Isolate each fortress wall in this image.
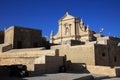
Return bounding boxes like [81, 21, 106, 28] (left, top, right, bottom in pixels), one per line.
[51, 45, 70, 56]
[94, 45, 109, 66]
[0, 55, 64, 73]
[34, 56, 64, 74]
[109, 46, 120, 66]
[45, 56, 64, 73]
[0, 57, 35, 71]
[51, 44, 95, 65]
[87, 65, 120, 77]
[94, 44, 120, 67]
[13, 26, 42, 48]
[0, 49, 56, 57]
[0, 49, 56, 71]
[0, 49, 65, 72]
[69, 45, 95, 65]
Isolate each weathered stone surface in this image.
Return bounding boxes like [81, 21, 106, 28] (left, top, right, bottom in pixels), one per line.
[1, 13, 120, 77]
[4, 26, 42, 49]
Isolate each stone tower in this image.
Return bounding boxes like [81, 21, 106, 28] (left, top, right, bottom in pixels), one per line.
[50, 12, 92, 44]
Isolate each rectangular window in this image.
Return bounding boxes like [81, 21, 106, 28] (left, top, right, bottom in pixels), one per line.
[114, 56, 117, 62]
[102, 52, 105, 57]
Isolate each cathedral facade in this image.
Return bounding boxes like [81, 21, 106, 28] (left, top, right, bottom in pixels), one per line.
[50, 12, 94, 45]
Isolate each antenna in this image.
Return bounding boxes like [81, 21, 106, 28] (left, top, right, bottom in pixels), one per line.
[108, 32, 110, 36]
[117, 42, 120, 46]
[99, 28, 104, 34]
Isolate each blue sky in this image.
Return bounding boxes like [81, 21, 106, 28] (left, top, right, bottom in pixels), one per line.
[0, 0, 120, 39]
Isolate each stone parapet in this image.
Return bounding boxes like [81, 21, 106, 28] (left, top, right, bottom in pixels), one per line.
[0, 43, 12, 53]
[87, 65, 120, 77]
[0, 49, 55, 57]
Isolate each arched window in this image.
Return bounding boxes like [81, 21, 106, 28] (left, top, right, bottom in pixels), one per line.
[64, 23, 71, 35]
[65, 27, 69, 35]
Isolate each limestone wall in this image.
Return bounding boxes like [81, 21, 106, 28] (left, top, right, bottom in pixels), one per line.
[34, 55, 65, 74]
[69, 45, 95, 65]
[4, 26, 43, 49]
[94, 44, 109, 66]
[1, 49, 55, 57]
[51, 44, 95, 65]
[0, 48, 65, 73]
[2, 44, 12, 52]
[0, 57, 35, 71]
[13, 26, 42, 48]
[46, 56, 64, 73]
[97, 36, 120, 45]
[94, 44, 120, 67]
[4, 26, 14, 46]
[109, 46, 120, 67]
[87, 65, 120, 77]
[0, 44, 12, 53]
[0, 49, 56, 71]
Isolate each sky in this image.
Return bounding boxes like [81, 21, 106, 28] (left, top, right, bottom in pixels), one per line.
[0, 0, 120, 39]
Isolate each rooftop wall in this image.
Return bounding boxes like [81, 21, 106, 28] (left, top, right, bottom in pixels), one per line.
[14, 26, 42, 48]
[4, 26, 42, 49]
[97, 36, 120, 45]
[94, 44, 120, 67]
